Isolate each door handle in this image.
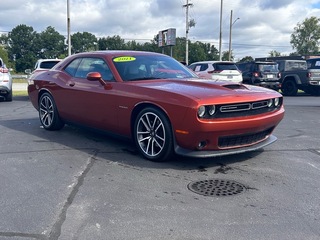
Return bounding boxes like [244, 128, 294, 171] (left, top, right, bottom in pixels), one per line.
[68, 81, 75, 87]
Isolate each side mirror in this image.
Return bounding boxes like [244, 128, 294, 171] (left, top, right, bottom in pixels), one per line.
[25, 69, 32, 74]
[87, 72, 106, 87]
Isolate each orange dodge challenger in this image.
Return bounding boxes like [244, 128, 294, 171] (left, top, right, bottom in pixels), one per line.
[28, 51, 285, 162]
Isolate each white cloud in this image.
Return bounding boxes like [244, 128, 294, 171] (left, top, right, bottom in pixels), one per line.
[1, 0, 320, 60]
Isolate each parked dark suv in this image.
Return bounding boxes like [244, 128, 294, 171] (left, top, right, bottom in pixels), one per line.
[236, 61, 281, 90]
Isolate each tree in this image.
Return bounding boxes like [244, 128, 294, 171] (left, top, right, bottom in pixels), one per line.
[98, 35, 126, 50]
[221, 51, 234, 61]
[238, 56, 254, 62]
[0, 46, 10, 67]
[290, 16, 320, 55]
[39, 26, 65, 59]
[6, 24, 39, 72]
[71, 32, 98, 53]
[269, 50, 281, 57]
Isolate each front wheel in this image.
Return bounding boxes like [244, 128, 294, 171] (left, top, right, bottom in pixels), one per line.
[134, 107, 174, 162]
[39, 92, 65, 130]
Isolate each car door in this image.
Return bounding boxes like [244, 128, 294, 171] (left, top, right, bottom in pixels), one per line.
[58, 57, 118, 132]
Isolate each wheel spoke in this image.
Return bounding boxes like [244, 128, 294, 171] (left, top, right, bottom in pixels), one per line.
[40, 96, 54, 127]
[136, 111, 167, 158]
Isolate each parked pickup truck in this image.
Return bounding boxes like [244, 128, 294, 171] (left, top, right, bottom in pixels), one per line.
[277, 59, 320, 96]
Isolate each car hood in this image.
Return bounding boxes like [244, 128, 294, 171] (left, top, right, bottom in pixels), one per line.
[132, 78, 280, 102]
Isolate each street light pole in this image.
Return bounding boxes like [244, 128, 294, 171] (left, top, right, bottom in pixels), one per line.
[228, 10, 239, 61]
[183, 0, 193, 65]
[67, 0, 71, 56]
[219, 0, 223, 61]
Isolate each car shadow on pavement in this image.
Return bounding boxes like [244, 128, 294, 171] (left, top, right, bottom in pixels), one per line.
[0, 96, 29, 102]
[0, 112, 266, 173]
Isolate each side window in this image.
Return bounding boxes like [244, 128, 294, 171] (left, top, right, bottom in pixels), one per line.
[87, 59, 114, 81]
[188, 64, 195, 71]
[200, 64, 208, 71]
[194, 64, 202, 72]
[65, 57, 114, 81]
[65, 58, 82, 76]
[75, 58, 96, 78]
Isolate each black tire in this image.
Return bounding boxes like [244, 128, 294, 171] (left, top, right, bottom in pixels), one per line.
[39, 92, 65, 130]
[5, 91, 12, 102]
[133, 107, 174, 162]
[281, 80, 298, 96]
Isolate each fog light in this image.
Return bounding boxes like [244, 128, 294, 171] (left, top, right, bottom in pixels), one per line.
[197, 141, 207, 149]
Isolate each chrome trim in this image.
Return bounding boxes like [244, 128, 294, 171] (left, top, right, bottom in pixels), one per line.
[220, 103, 251, 112]
[219, 100, 270, 113]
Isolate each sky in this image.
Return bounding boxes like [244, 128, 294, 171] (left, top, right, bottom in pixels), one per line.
[1, 0, 320, 61]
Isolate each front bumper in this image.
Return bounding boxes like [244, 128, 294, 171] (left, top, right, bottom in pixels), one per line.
[253, 79, 281, 90]
[0, 85, 11, 96]
[175, 134, 277, 158]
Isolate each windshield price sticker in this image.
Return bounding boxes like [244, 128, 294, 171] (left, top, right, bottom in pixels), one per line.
[113, 56, 136, 62]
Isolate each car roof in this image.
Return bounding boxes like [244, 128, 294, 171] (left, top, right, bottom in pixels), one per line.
[37, 59, 62, 63]
[238, 61, 277, 64]
[190, 61, 235, 65]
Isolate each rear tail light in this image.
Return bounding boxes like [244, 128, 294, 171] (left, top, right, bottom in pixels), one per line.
[0, 67, 9, 73]
[253, 72, 260, 77]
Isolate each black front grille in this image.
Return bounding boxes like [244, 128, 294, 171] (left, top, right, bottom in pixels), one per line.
[213, 98, 282, 118]
[218, 128, 274, 148]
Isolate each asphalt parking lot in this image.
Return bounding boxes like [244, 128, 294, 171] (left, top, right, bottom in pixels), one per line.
[0, 94, 320, 240]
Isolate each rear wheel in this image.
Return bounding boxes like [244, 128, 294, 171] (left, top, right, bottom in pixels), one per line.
[281, 80, 298, 96]
[134, 107, 174, 162]
[5, 91, 12, 102]
[39, 92, 64, 130]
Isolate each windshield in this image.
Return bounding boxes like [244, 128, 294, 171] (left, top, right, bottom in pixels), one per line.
[38, 61, 61, 69]
[307, 59, 320, 69]
[258, 64, 278, 72]
[113, 55, 197, 81]
[214, 63, 238, 71]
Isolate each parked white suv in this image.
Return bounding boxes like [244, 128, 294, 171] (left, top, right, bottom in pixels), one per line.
[188, 61, 242, 83]
[25, 59, 62, 75]
[0, 58, 13, 102]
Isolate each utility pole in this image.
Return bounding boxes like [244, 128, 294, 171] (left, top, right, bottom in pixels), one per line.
[183, 0, 193, 65]
[67, 0, 71, 56]
[219, 0, 223, 61]
[228, 10, 233, 61]
[228, 10, 240, 61]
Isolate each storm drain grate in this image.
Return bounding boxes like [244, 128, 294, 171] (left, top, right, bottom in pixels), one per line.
[187, 179, 246, 197]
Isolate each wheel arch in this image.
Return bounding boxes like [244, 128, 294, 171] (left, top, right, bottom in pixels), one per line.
[130, 102, 174, 139]
[282, 75, 301, 85]
[37, 89, 54, 109]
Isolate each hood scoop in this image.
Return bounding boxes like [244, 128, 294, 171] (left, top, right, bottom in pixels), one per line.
[222, 83, 248, 90]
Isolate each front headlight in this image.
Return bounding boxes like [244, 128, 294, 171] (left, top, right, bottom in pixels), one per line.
[198, 105, 216, 118]
[267, 99, 273, 107]
[197, 106, 206, 118]
[208, 105, 216, 116]
[274, 97, 280, 107]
